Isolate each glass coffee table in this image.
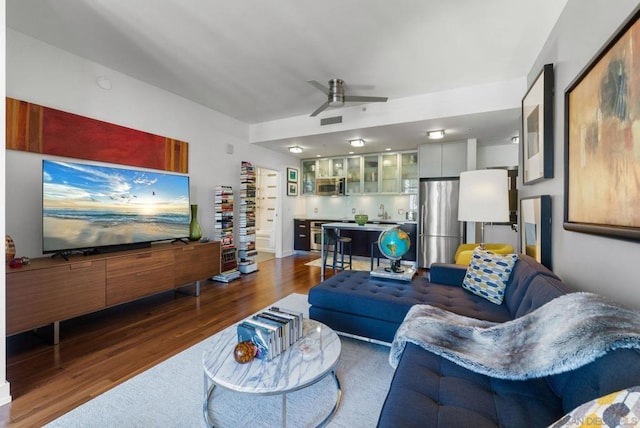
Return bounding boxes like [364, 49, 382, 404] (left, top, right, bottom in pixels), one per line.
[202, 318, 342, 427]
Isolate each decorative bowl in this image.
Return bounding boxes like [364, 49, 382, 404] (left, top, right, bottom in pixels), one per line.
[354, 214, 368, 226]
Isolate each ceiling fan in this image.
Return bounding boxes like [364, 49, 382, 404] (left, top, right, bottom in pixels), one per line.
[308, 78, 388, 117]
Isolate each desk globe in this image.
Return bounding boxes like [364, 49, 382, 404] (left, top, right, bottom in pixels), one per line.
[378, 226, 411, 273]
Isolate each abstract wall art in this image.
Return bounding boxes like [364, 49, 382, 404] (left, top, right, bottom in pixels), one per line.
[564, 9, 640, 241]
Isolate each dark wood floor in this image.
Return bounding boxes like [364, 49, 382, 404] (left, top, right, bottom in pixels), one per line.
[0, 253, 332, 427]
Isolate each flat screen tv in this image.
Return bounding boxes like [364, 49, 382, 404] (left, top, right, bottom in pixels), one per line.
[42, 160, 190, 256]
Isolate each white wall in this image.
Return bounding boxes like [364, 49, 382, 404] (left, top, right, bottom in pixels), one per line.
[0, 5, 10, 407]
[520, 0, 640, 308]
[302, 194, 415, 222]
[5, 30, 300, 260]
[2, 30, 302, 404]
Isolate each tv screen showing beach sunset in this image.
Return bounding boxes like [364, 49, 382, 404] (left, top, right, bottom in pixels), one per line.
[42, 160, 190, 253]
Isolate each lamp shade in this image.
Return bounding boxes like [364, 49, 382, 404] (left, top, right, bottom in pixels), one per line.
[458, 169, 509, 223]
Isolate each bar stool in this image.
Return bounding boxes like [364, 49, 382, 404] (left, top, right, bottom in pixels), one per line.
[323, 228, 352, 272]
[370, 240, 382, 271]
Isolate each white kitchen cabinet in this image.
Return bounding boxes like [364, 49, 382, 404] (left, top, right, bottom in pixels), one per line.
[418, 141, 466, 177]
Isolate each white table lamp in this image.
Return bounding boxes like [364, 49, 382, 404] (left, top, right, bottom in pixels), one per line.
[458, 169, 509, 249]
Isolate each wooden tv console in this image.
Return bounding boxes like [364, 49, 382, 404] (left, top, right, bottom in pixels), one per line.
[5, 240, 221, 344]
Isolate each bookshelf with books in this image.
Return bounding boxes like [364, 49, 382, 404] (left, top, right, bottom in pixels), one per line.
[212, 185, 240, 283]
[238, 161, 258, 274]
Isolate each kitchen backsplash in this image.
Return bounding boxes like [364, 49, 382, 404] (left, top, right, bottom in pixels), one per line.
[300, 194, 418, 221]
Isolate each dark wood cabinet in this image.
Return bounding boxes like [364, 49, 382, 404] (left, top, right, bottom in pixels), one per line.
[294, 219, 310, 251]
[339, 229, 378, 258]
[337, 222, 417, 261]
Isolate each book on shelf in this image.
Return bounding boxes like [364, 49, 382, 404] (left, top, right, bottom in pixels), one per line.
[238, 263, 258, 274]
[238, 249, 258, 257]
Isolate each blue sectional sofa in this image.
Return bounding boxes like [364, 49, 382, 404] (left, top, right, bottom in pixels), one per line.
[308, 254, 640, 427]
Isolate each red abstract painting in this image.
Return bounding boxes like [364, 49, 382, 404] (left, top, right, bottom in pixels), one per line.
[6, 97, 188, 173]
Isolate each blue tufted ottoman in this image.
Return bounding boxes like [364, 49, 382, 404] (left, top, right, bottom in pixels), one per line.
[308, 269, 513, 343]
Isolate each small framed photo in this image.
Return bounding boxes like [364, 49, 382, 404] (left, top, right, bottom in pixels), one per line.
[522, 63, 554, 184]
[287, 182, 298, 196]
[287, 167, 299, 183]
[520, 195, 552, 269]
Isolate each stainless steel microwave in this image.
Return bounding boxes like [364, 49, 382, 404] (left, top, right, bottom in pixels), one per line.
[316, 177, 346, 196]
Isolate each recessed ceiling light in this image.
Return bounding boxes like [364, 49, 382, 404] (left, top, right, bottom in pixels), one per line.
[385, 148, 392, 151]
[316, 154, 321, 157]
[288, 146, 303, 153]
[348, 151, 354, 154]
[427, 130, 445, 139]
[349, 139, 365, 147]
[511, 136, 520, 144]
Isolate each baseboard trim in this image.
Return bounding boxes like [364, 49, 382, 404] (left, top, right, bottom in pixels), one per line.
[0, 381, 12, 406]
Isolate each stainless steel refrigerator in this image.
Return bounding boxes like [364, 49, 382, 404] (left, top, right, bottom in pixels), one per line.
[418, 177, 464, 268]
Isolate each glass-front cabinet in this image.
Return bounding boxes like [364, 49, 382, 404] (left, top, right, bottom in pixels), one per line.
[363, 154, 379, 193]
[316, 158, 331, 178]
[381, 153, 399, 193]
[302, 160, 316, 195]
[301, 150, 417, 195]
[346, 156, 362, 194]
[315, 157, 346, 178]
[400, 152, 419, 193]
[331, 157, 346, 177]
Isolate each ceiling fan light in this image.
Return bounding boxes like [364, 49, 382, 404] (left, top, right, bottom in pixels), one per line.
[428, 130, 445, 139]
[349, 139, 365, 147]
[329, 92, 344, 107]
[289, 146, 303, 153]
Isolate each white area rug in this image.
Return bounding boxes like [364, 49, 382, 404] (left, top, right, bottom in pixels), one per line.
[45, 293, 394, 427]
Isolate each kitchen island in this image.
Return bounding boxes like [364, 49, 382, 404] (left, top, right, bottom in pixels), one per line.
[320, 222, 416, 279]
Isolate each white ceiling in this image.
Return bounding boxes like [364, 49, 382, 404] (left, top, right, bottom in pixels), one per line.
[6, 0, 568, 158]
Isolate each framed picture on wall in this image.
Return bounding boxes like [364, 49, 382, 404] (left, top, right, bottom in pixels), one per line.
[522, 63, 554, 185]
[287, 167, 299, 183]
[564, 8, 640, 241]
[287, 182, 298, 196]
[520, 195, 552, 269]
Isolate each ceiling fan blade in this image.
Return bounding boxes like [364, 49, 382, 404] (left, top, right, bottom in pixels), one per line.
[308, 80, 330, 95]
[344, 95, 388, 103]
[310, 101, 330, 117]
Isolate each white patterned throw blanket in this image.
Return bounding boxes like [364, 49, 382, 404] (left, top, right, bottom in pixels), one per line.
[389, 292, 640, 380]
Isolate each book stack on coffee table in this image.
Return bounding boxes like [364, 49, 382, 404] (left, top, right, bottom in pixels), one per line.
[236, 307, 304, 361]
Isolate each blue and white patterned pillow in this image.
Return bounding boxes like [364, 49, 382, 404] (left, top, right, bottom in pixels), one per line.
[550, 386, 640, 428]
[462, 248, 517, 304]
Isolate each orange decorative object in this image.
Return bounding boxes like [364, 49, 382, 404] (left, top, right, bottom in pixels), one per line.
[6, 97, 189, 173]
[233, 341, 257, 364]
[5, 235, 16, 262]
